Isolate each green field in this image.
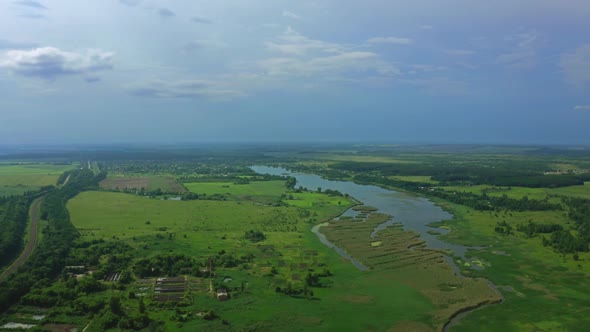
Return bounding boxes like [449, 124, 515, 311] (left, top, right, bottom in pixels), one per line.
[64, 185, 452, 331]
[100, 174, 186, 193]
[430, 201, 590, 331]
[0, 163, 76, 196]
[185, 180, 286, 203]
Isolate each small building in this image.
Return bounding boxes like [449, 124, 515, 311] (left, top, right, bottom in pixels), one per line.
[216, 289, 228, 301]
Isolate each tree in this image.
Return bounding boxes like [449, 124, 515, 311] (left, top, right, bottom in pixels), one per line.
[139, 298, 146, 314]
[110, 296, 123, 315]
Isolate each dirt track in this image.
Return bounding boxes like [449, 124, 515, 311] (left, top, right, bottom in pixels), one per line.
[0, 197, 43, 282]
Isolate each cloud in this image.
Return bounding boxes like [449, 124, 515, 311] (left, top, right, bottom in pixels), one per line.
[0, 39, 37, 50]
[410, 64, 447, 72]
[84, 76, 101, 83]
[497, 30, 539, 69]
[119, 0, 141, 6]
[367, 36, 413, 45]
[259, 52, 397, 77]
[127, 79, 246, 101]
[574, 105, 590, 110]
[560, 45, 590, 87]
[0, 47, 114, 80]
[183, 40, 228, 53]
[260, 28, 398, 78]
[282, 11, 301, 20]
[266, 27, 343, 55]
[191, 16, 212, 24]
[158, 8, 175, 18]
[496, 51, 536, 68]
[13, 0, 46, 9]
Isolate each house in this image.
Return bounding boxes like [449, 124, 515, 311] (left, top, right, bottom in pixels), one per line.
[216, 288, 228, 301]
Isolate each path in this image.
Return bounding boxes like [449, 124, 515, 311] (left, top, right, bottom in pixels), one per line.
[0, 197, 43, 282]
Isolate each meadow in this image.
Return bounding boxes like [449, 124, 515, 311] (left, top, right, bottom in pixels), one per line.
[429, 201, 590, 331]
[0, 163, 76, 196]
[64, 179, 462, 331]
[100, 174, 186, 193]
[184, 180, 286, 204]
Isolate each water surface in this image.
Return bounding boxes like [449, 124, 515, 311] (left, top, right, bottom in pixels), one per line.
[251, 166, 470, 257]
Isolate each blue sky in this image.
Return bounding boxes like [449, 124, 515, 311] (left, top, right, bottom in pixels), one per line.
[0, 0, 589, 145]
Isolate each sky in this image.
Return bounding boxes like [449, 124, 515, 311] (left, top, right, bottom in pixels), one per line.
[0, 0, 589, 145]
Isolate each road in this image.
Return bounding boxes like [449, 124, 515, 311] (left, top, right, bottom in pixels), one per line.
[0, 197, 43, 282]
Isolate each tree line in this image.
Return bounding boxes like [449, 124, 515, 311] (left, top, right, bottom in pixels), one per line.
[0, 169, 105, 313]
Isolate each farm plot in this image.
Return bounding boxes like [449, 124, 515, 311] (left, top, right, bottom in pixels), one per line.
[100, 174, 186, 193]
[154, 277, 188, 302]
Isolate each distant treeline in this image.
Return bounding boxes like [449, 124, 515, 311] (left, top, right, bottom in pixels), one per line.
[0, 169, 105, 313]
[332, 161, 586, 188]
[351, 174, 560, 212]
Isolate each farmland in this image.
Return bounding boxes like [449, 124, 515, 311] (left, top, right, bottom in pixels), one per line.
[100, 174, 186, 193]
[64, 181, 450, 331]
[0, 163, 76, 197]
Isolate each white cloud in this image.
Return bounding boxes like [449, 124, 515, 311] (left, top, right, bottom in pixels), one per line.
[127, 79, 246, 101]
[574, 105, 590, 110]
[282, 11, 301, 20]
[367, 36, 413, 45]
[0, 47, 114, 80]
[560, 45, 590, 87]
[260, 28, 398, 78]
[259, 52, 397, 77]
[266, 27, 343, 55]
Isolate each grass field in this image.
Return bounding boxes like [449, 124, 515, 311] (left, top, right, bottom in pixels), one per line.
[430, 201, 590, 331]
[0, 163, 76, 197]
[100, 174, 186, 193]
[65, 182, 470, 331]
[185, 181, 286, 204]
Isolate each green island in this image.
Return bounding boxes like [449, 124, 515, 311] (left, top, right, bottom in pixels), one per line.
[0, 145, 589, 331]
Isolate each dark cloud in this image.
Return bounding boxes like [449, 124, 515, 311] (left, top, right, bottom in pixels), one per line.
[13, 1, 46, 9]
[191, 16, 213, 24]
[0, 47, 114, 80]
[84, 76, 101, 83]
[158, 8, 175, 18]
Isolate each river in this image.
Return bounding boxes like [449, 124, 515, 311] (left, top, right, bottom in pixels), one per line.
[251, 165, 472, 257]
